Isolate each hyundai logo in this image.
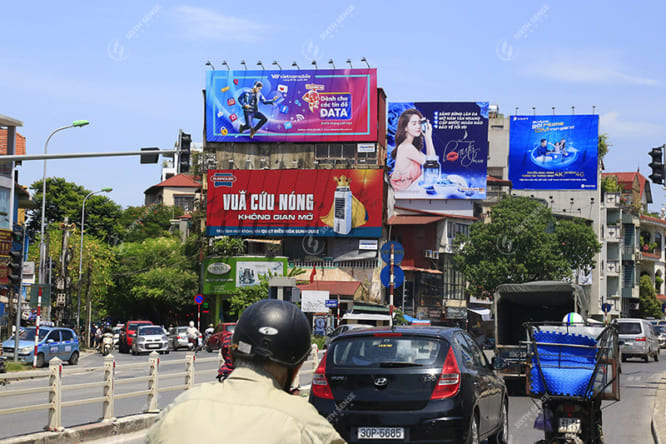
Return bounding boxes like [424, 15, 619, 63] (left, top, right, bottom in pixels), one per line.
[373, 377, 388, 388]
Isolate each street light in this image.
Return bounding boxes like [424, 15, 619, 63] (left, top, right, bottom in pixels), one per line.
[36, 120, 88, 367]
[77, 187, 112, 334]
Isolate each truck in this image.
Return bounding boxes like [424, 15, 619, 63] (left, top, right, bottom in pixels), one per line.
[493, 280, 589, 390]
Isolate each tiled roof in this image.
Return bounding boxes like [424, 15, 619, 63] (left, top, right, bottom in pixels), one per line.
[153, 174, 201, 188]
[0, 129, 26, 155]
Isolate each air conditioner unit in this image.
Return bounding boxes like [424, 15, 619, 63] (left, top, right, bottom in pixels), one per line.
[630, 302, 640, 310]
[432, 251, 440, 259]
[424, 249, 432, 258]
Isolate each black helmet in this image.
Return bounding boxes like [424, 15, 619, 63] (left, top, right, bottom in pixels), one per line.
[232, 299, 311, 368]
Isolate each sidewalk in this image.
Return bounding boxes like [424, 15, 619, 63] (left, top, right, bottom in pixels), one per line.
[653, 370, 666, 444]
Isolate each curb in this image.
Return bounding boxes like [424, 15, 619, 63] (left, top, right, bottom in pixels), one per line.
[1, 413, 159, 444]
[652, 370, 666, 444]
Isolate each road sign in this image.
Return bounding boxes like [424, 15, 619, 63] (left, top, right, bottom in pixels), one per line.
[380, 264, 404, 288]
[602, 303, 612, 314]
[380, 241, 404, 264]
[325, 299, 338, 308]
[194, 294, 204, 305]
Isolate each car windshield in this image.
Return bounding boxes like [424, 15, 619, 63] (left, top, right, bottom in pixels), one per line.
[225, 325, 236, 333]
[139, 327, 164, 336]
[618, 322, 642, 335]
[331, 335, 446, 368]
[10, 328, 49, 342]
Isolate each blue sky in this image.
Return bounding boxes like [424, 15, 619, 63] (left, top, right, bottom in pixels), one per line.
[1, 1, 664, 210]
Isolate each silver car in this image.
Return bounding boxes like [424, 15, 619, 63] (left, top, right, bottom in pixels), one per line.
[131, 325, 169, 355]
[618, 318, 660, 362]
[168, 326, 192, 350]
[324, 323, 373, 348]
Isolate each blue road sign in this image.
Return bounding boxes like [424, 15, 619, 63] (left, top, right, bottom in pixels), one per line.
[325, 299, 338, 308]
[381, 264, 404, 288]
[194, 294, 204, 305]
[380, 241, 404, 264]
[602, 303, 612, 314]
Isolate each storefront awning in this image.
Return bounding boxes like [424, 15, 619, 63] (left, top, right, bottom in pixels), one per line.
[468, 307, 492, 321]
[388, 215, 445, 225]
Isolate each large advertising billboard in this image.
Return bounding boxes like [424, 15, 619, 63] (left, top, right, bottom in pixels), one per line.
[206, 169, 383, 237]
[387, 102, 489, 200]
[203, 256, 288, 294]
[508, 115, 599, 190]
[206, 69, 377, 143]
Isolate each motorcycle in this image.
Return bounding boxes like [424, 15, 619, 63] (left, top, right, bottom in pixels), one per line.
[0, 348, 6, 374]
[100, 332, 114, 356]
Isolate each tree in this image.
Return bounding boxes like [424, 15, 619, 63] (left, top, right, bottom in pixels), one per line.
[210, 236, 246, 256]
[555, 218, 602, 284]
[639, 275, 663, 319]
[598, 133, 611, 161]
[114, 204, 184, 244]
[600, 175, 622, 193]
[227, 278, 268, 317]
[454, 196, 598, 298]
[109, 237, 198, 322]
[27, 178, 122, 241]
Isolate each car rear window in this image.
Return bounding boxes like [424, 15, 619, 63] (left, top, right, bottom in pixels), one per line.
[330, 335, 447, 368]
[225, 325, 236, 333]
[140, 327, 164, 336]
[618, 322, 642, 335]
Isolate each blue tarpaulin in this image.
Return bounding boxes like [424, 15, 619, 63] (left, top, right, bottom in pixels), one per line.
[403, 314, 431, 325]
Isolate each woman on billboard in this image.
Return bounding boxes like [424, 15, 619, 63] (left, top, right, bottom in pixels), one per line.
[389, 108, 436, 191]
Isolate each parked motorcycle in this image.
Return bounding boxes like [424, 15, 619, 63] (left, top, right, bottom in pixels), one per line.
[100, 332, 114, 356]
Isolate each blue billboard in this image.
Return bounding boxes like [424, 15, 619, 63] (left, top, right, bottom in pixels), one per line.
[386, 102, 489, 200]
[508, 115, 599, 190]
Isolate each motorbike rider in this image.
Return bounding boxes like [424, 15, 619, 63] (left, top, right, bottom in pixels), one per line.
[216, 330, 234, 382]
[186, 321, 200, 351]
[100, 325, 114, 354]
[147, 299, 345, 444]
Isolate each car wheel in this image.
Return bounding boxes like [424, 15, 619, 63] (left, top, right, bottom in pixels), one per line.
[621, 355, 627, 362]
[68, 351, 79, 366]
[36, 353, 45, 368]
[655, 350, 660, 362]
[489, 401, 508, 444]
[643, 354, 649, 362]
[165, 350, 169, 355]
[465, 412, 480, 444]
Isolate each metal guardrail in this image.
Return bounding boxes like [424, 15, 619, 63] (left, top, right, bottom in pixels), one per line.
[0, 344, 320, 433]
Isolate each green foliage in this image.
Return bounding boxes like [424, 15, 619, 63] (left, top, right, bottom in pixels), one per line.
[656, 276, 664, 294]
[210, 236, 246, 256]
[598, 134, 611, 160]
[639, 275, 663, 318]
[227, 278, 268, 317]
[115, 204, 184, 244]
[109, 237, 198, 321]
[6, 361, 32, 372]
[392, 308, 408, 326]
[555, 219, 601, 284]
[600, 175, 622, 193]
[311, 335, 326, 349]
[454, 196, 598, 297]
[27, 178, 121, 241]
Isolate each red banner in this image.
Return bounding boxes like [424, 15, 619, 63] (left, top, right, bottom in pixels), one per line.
[206, 169, 384, 237]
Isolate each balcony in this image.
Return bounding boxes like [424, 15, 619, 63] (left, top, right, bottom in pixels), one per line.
[606, 260, 620, 276]
[606, 225, 622, 242]
[639, 250, 662, 261]
[622, 287, 638, 299]
[623, 212, 639, 224]
[604, 192, 620, 208]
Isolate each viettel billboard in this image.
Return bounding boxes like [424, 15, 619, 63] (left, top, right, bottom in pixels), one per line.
[206, 169, 383, 238]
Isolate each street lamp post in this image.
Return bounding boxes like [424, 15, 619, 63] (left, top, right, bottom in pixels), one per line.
[77, 188, 112, 333]
[35, 120, 89, 367]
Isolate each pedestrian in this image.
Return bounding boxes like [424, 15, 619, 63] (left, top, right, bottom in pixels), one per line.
[146, 299, 345, 444]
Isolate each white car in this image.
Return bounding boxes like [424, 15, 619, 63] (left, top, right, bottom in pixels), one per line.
[131, 325, 169, 355]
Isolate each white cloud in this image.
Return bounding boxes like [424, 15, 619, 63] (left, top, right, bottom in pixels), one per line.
[600, 111, 665, 137]
[171, 6, 269, 42]
[521, 50, 659, 86]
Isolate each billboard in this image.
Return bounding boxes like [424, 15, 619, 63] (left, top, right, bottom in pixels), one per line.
[508, 115, 599, 190]
[387, 102, 489, 199]
[206, 69, 377, 143]
[206, 169, 383, 238]
[202, 256, 288, 294]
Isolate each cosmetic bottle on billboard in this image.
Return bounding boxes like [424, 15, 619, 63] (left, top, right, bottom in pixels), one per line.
[333, 184, 353, 235]
[423, 156, 441, 188]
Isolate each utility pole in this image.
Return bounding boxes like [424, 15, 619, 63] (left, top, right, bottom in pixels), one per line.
[56, 218, 75, 324]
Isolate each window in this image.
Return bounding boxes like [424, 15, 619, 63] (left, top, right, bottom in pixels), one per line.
[47, 330, 60, 342]
[61, 330, 73, 341]
[173, 195, 195, 212]
[447, 221, 469, 239]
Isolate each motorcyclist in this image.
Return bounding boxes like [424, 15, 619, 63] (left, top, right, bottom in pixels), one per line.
[101, 325, 114, 355]
[186, 321, 200, 351]
[216, 331, 234, 382]
[147, 299, 345, 444]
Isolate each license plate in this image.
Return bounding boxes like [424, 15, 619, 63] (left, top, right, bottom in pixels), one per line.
[357, 427, 404, 440]
[147, 344, 160, 349]
[558, 417, 581, 433]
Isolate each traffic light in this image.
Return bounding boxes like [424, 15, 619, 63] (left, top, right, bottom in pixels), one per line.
[649, 146, 664, 184]
[8, 225, 24, 288]
[179, 131, 191, 174]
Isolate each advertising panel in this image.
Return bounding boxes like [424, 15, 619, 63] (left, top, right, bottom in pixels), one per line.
[206, 69, 377, 143]
[202, 256, 288, 294]
[387, 102, 489, 199]
[508, 115, 599, 190]
[206, 169, 383, 237]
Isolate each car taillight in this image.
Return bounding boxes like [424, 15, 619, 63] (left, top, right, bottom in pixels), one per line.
[311, 352, 333, 399]
[430, 347, 461, 400]
[635, 336, 647, 342]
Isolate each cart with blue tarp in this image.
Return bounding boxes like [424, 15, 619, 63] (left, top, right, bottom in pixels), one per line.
[525, 321, 620, 444]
